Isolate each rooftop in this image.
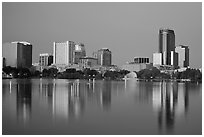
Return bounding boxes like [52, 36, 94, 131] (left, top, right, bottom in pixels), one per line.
[98, 48, 111, 52]
[80, 56, 97, 60]
[40, 53, 51, 56]
[134, 57, 149, 59]
[11, 41, 31, 45]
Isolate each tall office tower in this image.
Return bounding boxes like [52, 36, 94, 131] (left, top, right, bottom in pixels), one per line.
[2, 41, 32, 68]
[53, 41, 75, 65]
[159, 28, 176, 66]
[97, 48, 112, 66]
[39, 53, 53, 66]
[48, 55, 53, 66]
[73, 43, 86, 64]
[153, 53, 162, 66]
[2, 57, 6, 68]
[175, 45, 189, 68]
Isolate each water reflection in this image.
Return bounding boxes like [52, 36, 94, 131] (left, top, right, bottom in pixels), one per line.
[124, 80, 192, 133]
[16, 79, 32, 125]
[101, 81, 111, 111]
[152, 82, 189, 133]
[2, 79, 201, 134]
[38, 80, 87, 121]
[36, 80, 113, 120]
[68, 81, 85, 119]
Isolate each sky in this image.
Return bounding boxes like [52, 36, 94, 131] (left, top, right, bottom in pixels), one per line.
[2, 2, 202, 68]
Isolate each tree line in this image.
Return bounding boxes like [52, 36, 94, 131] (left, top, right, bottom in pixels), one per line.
[2, 66, 202, 82]
[2, 66, 130, 80]
[136, 67, 202, 82]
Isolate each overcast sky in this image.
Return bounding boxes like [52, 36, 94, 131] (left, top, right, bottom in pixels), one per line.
[2, 2, 202, 68]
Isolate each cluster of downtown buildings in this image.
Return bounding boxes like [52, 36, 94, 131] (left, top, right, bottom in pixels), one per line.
[2, 40, 112, 72]
[122, 28, 189, 72]
[2, 28, 190, 73]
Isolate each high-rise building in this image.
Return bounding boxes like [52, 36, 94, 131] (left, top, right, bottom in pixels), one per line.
[153, 53, 162, 66]
[73, 43, 86, 64]
[2, 41, 32, 68]
[2, 57, 6, 68]
[53, 41, 75, 65]
[39, 53, 53, 66]
[96, 48, 112, 66]
[48, 55, 53, 66]
[175, 45, 189, 68]
[159, 28, 176, 66]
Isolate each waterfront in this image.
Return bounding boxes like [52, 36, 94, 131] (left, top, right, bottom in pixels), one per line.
[2, 79, 202, 135]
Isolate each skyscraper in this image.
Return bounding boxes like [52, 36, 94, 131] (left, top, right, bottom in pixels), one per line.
[39, 53, 53, 66]
[153, 53, 162, 66]
[175, 45, 189, 68]
[53, 41, 75, 65]
[73, 43, 86, 64]
[159, 28, 176, 66]
[2, 41, 32, 68]
[96, 48, 112, 66]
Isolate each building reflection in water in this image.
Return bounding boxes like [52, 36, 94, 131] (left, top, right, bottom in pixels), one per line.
[16, 79, 32, 125]
[68, 80, 85, 119]
[38, 79, 55, 115]
[52, 80, 69, 121]
[152, 81, 189, 133]
[100, 81, 111, 111]
[137, 81, 153, 103]
[39, 80, 86, 121]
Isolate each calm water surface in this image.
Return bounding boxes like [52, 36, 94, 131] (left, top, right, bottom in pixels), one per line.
[2, 79, 202, 135]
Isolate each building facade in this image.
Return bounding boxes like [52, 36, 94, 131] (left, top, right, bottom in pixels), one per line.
[153, 53, 162, 66]
[134, 57, 149, 64]
[2, 41, 32, 68]
[96, 48, 112, 66]
[2, 57, 6, 68]
[80, 57, 98, 68]
[122, 63, 152, 72]
[53, 41, 75, 65]
[39, 53, 53, 66]
[73, 43, 86, 64]
[159, 28, 176, 66]
[175, 45, 189, 68]
[48, 55, 53, 66]
[122, 56, 151, 72]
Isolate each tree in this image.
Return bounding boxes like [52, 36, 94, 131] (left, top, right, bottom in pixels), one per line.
[151, 67, 160, 78]
[18, 67, 31, 78]
[137, 69, 152, 79]
[48, 68, 58, 77]
[3, 66, 13, 74]
[119, 70, 130, 75]
[3, 66, 18, 76]
[32, 70, 41, 77]
[42, 69, 49, 77]
[65, 68, 76, 73]
[104, 71, 120, 80]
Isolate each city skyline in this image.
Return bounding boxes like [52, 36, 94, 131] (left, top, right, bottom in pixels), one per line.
[2, 2, 202, 68]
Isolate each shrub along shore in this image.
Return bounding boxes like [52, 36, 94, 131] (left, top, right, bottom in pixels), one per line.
[2, 66, 202, 83]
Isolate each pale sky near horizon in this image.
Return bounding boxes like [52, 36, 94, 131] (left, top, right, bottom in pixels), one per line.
[2, 2, 202, 68]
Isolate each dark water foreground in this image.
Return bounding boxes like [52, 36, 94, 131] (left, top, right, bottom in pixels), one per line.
[2, 79, 202, 135]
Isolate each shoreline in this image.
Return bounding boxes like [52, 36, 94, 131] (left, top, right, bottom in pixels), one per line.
[2, 77, 202, 83]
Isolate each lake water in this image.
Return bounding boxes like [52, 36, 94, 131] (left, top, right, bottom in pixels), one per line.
[2, 79, 202, 135]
